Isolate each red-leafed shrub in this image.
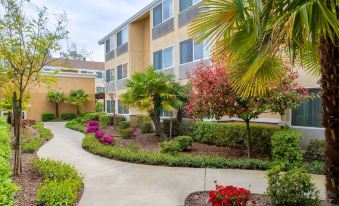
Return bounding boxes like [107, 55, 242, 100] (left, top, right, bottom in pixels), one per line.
[208, 181, 253, 206]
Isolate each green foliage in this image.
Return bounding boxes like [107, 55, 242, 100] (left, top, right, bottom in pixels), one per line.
[162, 119, 195, 137]
[99, 115, 112, 127]
[117, 121, 130, 130]
[61, 113, 76, 120]
[136, 114, 151, 127]
[305, 140, 325, 161]
[66, 89, 89, 115]
[125, 143, 140, 152]
[96, 102, 103, 112]
[42, 113, 56, 122]
[140, 122, 153, 134]
[303, 161, 325, 175]
[115, 115, 126, 124]
[118, 128, 134, 139]
[82, 134, 271, 170]
[65, 121, 86, 133]
[174, 136, 193, 151]
[22, 123, 53, 153]
[0, 118, 19, 206]
[33, 158, 83, 206]
[47, 91, 65, 104]
[160, 140, 181, 156]
[267, 166, 321, 206]
[271, 130, 303, 169]
[83, 112, 104, 122]
[193, 122, 280, 155]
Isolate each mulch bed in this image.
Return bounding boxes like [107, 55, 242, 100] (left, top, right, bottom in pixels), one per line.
[103, 126, 269, 160]
[12, 153, 42, 206]
[184, 191, 271, 206]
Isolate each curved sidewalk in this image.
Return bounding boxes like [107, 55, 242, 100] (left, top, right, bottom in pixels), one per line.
[37, 122, 326, 206]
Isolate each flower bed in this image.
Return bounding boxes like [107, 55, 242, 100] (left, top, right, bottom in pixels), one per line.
[22, 123, 54, 153]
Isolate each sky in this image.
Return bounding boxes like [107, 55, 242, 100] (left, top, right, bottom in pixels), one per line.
[25, 0, 154, 62]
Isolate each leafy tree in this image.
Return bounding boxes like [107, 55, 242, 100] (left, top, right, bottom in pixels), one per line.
[66, 89, 89, 117]
[0, 82, 31, 111]
[186, 60, 309, 157]
[47, 91, 65, 119]
[120, 66, 177, 138]
[191, 1, 339, 201]
[171, 82, 189, 123]
[96, 101, 103, 112]
[0, 0, 67, 175]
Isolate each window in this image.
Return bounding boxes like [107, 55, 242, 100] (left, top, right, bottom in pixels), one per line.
[180, 38, 209, 64]
[117, 63, 128, 80]
[106, 100, 113, 113]
[153, 0, 173, 27]
[118, 100, 129, 114]
[292, 88, 323, 128]
[179, 0, 202, 12]
[105, 39, 110, 53]
[160, 108, 172, 117]
[117, 27, 128, 47]
[80, 71, 88, 74]
[96, 87, 104, 93]
[96, 72, 103, 79]
[106, 69, 113, 82]
[153, 46, 174, 70]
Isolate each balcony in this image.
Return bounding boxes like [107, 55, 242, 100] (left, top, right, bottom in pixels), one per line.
[152, 17, 174, 40]
[116, 43, 128, 57]
[179, 58, 210, 80]
[105, 50, 115, 61]
[178, 2, 203, 28]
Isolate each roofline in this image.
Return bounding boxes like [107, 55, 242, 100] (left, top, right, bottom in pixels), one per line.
[98, 0, 160, 45]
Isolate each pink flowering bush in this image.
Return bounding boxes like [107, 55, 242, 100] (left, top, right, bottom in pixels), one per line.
[88, 120, 99, 127]
[86, 125, 99, 133]
[100, 135, 116, 145]
[94, 130, 105, 139]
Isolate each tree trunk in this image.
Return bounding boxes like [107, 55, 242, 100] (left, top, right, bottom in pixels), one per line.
[245, 120, 251, 158]
[320, 35, 339, 204]
[176, 108, 183, 123]
[149, 109, 166, 138]
[13, 92, 23, 176]
[76, 106, 80, 117]
[55, 103, 59, 119]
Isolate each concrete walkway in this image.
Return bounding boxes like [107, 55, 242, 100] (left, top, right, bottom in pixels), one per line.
[37, 122, 326, 206]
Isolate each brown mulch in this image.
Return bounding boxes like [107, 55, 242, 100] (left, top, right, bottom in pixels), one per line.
[13, 153, 42, 206]
[102, 126, 269, 160]
[184, 191, 271, 206]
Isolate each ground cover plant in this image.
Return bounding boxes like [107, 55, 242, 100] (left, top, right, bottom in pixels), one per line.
[22, 123, 53, 153]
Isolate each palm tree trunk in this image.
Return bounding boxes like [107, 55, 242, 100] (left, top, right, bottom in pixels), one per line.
[76, 106, 80, 117]
[149, 109, 166, 138]
[55, 103, 59, 119]
[320, 35, 339, 204]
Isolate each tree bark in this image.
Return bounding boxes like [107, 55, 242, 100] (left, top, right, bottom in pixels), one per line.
[13, 92, 23, 176]
[149, 109, 166, 138]
[245, 120, 252, 158]
[76, 106, 80, 117]
[55, 103, 59, 119]
[320, 34, 339, 204]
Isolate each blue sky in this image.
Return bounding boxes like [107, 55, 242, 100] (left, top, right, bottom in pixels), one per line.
[27, 0, 154, 62]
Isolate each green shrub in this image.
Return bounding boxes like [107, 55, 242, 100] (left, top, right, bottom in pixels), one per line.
[303, 161, 325, 175]
[174, 136, 193, 151]
[179, 120, 195, 136]
[33, 158, 83, 206]
[305, 139, 325, 161]
[160, 140, 181, 156]
[0, 118, 19, 206]
[82, 134, 271, 170]
[65, 120, 86, 133]
[118, 128, 134, 139]
[125, 143, 140, 152]
[99, 115, 113, 127]
[117, 121, 130, 130]
[41, 113, 56, 122]
[193, 122, 280, 154]
[271, 130, 303, 169]
[141, 122, 153, 134]
[136, 114, 151, 127]
[267, 166, 320, 206]
[115, 115, 127, 125]
[162, 119, 180, 137]
[83, 112, 104, 121]
[22, 138, 45, 153]
[61, 113, 77, 120]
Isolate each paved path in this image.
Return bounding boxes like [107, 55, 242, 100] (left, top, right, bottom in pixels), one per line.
[37, 122, 326, 206]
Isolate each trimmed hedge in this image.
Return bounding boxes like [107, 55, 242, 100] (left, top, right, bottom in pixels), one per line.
[41, 113, 56, 122]
[0, 118, 19, 206]
[193, 122, 281, 154]
[162, 119, 195, 137]
[61, 113, 77, 120]
[33, 158, 83, 206]
[82, 134, 271, 170]
[22, 123, 53, 153]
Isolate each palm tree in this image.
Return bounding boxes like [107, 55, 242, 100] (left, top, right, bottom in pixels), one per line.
[66, 89, 89, 117]
[190, 0, 339, 203]
[120, 66, 177, 138]
[47, 91, 65, 119]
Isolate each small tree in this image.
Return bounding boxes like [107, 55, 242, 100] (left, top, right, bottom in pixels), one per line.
[120, 66, 178, 138]
[66, 89, 89, 117]
[186, 60, 309, 157]
[0, 0, 67, 175]
[47, 91, 65, 119]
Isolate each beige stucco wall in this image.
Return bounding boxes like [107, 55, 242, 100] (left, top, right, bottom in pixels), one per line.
[27, 75, 96, 121]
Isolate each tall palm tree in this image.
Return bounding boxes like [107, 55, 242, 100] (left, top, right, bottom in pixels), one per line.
[120, 66, 177, 138]
[190, 0, 339, 203]
[47, 91, 65, 119]
[66, 89, 89, 117]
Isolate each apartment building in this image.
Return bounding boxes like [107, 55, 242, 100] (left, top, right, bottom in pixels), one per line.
[98, 0, 324, 143]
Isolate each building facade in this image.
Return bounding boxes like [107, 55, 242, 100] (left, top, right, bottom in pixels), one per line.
[98, 0, 323, 144]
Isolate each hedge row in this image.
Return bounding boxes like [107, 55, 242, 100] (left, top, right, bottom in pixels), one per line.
[22, 123, 53, 153]
[0, 118, 19, 206]
[82, 134, 271, 170]
[33, 158, 83, 206]
[193, 122, 281, 154]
